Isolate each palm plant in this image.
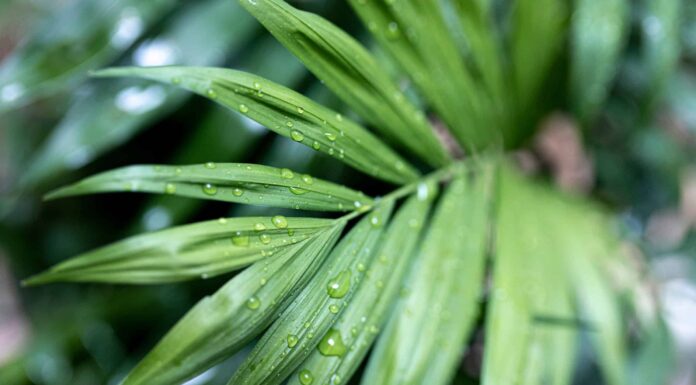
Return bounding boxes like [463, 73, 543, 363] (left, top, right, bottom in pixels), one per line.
[14, 0, 683, 384]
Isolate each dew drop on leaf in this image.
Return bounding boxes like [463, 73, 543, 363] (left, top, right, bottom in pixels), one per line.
[287, 334, 299, 348]
[301, 174, 313, 184]
[232, 232, 249, 247]
[206, 88, 217, 99]
[324, 132, 337, 141]
[289, 186, 308, 195]
[272, 215, 288, 229]
[232, 188, 244, 197]
[246, 296, 261, 310]
[202, 183, 217, 195]
[254, 223, 266, 231]
[281, 168, 295, 179]
[259, 234, 271, 244]
[327, 270, 351, 298]
[239, 104, 249, 113]
[290, 130, 305, 142]
[164, 183, 176, 194]
[318, 329, 347, 357]
[329, 304, 340, 314]
[298, 369, 314, 385]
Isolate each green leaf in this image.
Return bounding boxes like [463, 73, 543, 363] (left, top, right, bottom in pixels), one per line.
[21, 0, 260, 188]
[639, 0, 682, 109]
[570, 0, 629, 121]
[290, 187, 436, 385]
[24, 216, 335, 285]
[348, 0, 498, 150]
[93, 66, 420, 185]
[484, 165, 623, 385]
[45, 163, 373, 212]
[239, 0, 450, 168]
[0, 0, 176, 112]
[228, 202, 394, 385]
[119, 224, 344, 385]
[363, 163, 493, 385]
[510, 0, 567, 142]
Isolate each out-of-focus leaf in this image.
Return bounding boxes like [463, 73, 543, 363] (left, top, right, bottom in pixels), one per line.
[228, 202, 393, 385]
[239, 0, 450, 168]
[291, 187, 435, 385]
[363, 165, 492, 385]
[22, 0, 258, 188]
[639, 0, 681, 109]
[119, 224, 344, 385]
[509, 0, 567, 143]
[94, 66, 420, 185]
[46, 163, 373, 212]
[628, 318, 675, 385]
[570, 0, 629, 121]
[0, 0, 175, 112]
[484, 165, 624, 385]
[24, 216, 335, 285]
[348, 0, 497, 150]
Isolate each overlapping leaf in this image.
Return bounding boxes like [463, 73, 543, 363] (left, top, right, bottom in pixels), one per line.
[239, 0, 450, 168]
[22, 0, 259, 188]
[0, 0, 175, 112]
[363, 164, 492, 385]
[348, 0, 498, 150]
[228, 202, 394, 385]
[290, 186, 435, 385]
[93, 66, 420, 185]
[119, 224, 344, 385]
[46, 163, 373, 212]
[24, 216, 335, 285]
[484, 165, 625, 385]
[570, 0, 629, 121]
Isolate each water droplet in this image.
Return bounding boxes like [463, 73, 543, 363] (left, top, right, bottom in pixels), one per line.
[233, 188, 244, 197]
[175, 167, 182, 174]
[288, 228, 296, 236]
[328, 148, 335, 156]
[218, 218, 228, 224]
[246, 296, 261, 310]
[286, 121, 294, 128]
[297, 106, 304, 114]
[298, 369, 314, 385]
[272, 215, 288, 229]
[259, 234, 271, 244]
[289, 186, 308, 195]
[277, 333, 296, 351]
[205, 161, 216, 169]
[301, 174, 314, 184]
[232, 232, 249, 247]
[331, 374, 342, 384]
[335, 113, 343, 122]
[417, 183, 429, 200]
[281, 168, 295, 179]
[254, 223, 266, 231]
[327, 270, 351, 298]
[312, 141, 321, 150]
[239, 104, 249, 113]
[260, 278, 267, 286]
[324, 132, 337, 141]
[202, 183, 218, 195]
[165, 183, 176, 194]
[351, 327, 358, 336]
[386, 21, 400, 39]
[329, 304, 340, 314]
[369, 325, 379, 334]
[318, 329, 347, 357]
[370, 215, 381, 227]
[290, 130, 305, 142]
[253, 81, 261, 89]
[206, 88, 218, 99]
[357, 263, 366, 272]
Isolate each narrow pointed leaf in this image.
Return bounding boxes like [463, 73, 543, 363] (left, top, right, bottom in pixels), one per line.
[348, 0, 498, 150]
[570, 0, 629, 121]
[120, 224, 344, 385]
[0, 0, 175, 112]
[46, 163, 373, 212]
[21, 0, 259, 188]
[363, 164, 493, 385]
[290, 187, 436, 385]
[24, 216, 335, 285]
[93, 66, 420, 185]
[239, 0, 450, 167]
[228, 202, 394, 385]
